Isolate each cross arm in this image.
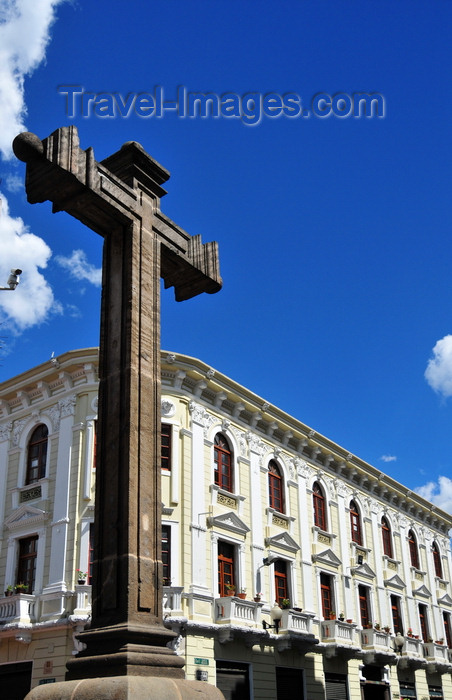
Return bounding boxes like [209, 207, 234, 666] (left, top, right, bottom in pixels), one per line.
[12, 127, 222, 301]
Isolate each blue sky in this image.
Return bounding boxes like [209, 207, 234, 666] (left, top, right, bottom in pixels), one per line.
[1, 0, 452, 512]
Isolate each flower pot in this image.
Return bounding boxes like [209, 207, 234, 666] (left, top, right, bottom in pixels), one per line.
[237, 593, 246, 599]
[78, 579, 87, 585]
[346, 619, 353, 624]
[254, 596, 261, 602]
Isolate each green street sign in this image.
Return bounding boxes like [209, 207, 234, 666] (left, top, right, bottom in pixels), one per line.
[194, 658, 209, 665]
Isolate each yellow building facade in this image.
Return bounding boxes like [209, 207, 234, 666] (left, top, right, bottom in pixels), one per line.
[0, 348, 452, 700]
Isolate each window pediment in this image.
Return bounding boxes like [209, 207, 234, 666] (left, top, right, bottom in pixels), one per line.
[265, 531, 300, 554]
[5, 504, 47, 531]
[437, 593, 452, 606]
[412, 584, 431, 599]
[352, 562, 376, 580]
[312, 548, 341, 568]
[209, 511, 250, 536]
[384, 574, 405, 590]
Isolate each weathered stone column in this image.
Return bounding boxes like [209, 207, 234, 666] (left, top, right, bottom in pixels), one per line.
[14, 127, 224, 699]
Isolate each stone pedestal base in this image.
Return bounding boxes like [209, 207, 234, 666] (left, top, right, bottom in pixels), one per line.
[25, 676, 225, 700]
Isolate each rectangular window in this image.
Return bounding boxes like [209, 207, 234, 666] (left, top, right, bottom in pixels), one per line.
[429, 686, 443, 699]
[358, 585, 370, 627]
[0, 662, 32, 700]
[399, 681, 417, 699]
[218, 541, 235, 597]
[419, 603, 429, 641]
[216, 661, 250, 700]
[320, 573, 333, 620]
[17, 536, 38, 592]
[274, 560, 288, 606]
[162, 525, 171, 586]
[276, 667, 304, 700]
[161, 423, 172, 471]
[325, 673, 349, 700]
[390, 595, 403, 635]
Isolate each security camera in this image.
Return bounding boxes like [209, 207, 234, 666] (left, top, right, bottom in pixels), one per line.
[7, 268, 22, 289]
[263, 554, 278, 566]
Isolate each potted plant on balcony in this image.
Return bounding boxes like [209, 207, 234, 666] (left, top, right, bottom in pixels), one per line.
[383, 625, 391, 634]
[329, 611, 336, 620]
[4, 585, 14, 597]
[76, 569, 87, 585]
[338, 612, 345, 621]
[15, 583, 28, 594]
[237, 588, 246, 600]
[281, 599, 290, 609]
[374, 622, 380, 630]
[254, 592, 262, 602]
[407, 628, 413, 637]
[225, 584, 236, 596]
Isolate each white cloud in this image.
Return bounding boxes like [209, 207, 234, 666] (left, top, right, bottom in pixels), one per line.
[380, 455, 397, 463]
[55, 250, 102, 287]
[415, 476, 452, 516]
[425, 335, 452, 398]
[4, 173, 23, 193]
[0, 0, 65, 159]
[0, 194, 62, 330]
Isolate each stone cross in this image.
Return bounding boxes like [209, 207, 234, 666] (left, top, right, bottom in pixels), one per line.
[13, 127, 224, 700]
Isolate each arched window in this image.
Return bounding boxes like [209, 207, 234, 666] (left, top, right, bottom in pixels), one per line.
[433, 542, 443, 579]
[268, 460, 284, 513]
[313, 481, 327, 531]
[408, 529, 420, 569]
[350, 500, 362, 545]
[381, 516, 393, 558]
[26, 424, 48, 484]
[214, 433, 233, 492]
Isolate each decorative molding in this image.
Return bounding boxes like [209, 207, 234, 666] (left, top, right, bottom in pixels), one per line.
[412, 584, 431, 598]
[0, 421, 12, 443]
[12, 418, 28, 447]
[60, 394, 76, 418]
[161, 398, 176, 417]
[351, 562, 376, 580]
[312, 548, 341, 568]
[4, 504, 47, 531]
[266, 531, 300, 554]
[48, 403, 61, 432]
[383, 574, 406, 590]
[208, 511, 250, 536]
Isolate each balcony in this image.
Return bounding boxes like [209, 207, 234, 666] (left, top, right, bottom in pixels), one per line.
[215, 596, 262, 627]
[0, 593, 36, 625]
[360, 627, 396, 664]
[321, 619, 355, 645]
[72, 584, 92, 616]
[279, 609, 314, 635]
[423, 641, 449, 662]
[163, 586, 184, 615]
[361, 627, 393, 652]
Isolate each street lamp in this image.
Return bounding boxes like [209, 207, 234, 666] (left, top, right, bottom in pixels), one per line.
[262, 603, 283, 634]
[0, 269, 22, 290]
[394, 632, 405, 654]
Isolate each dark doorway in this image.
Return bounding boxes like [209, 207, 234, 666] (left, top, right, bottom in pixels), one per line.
[0, 661, 32, 700]
[276, 667, 304, 700]
[362, 683, 390, 700]
[216, 660, 250, 700]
